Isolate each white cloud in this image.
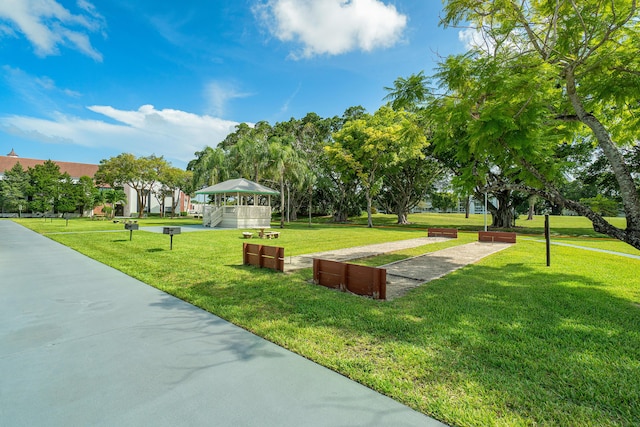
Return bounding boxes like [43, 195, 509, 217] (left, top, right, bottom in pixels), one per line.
[205, 81, 253, 117]
[254, 0, 407, 58]
[0, 105, 241, 164]
[0, 0, 105, 60]
[458, 27, 497, 54]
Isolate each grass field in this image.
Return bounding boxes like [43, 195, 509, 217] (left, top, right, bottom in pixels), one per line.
[13, 214, 640, 426]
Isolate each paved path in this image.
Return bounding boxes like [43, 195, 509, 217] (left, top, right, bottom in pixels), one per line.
[284, 237, 450, 271]
[381, 242, 512, 299]
[525, 238, 640, 260]
[286, 237, 513, 300]
[0, 221, 445, 427]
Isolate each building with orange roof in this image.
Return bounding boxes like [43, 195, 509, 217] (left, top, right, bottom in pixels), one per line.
[0, 149, 190, 217]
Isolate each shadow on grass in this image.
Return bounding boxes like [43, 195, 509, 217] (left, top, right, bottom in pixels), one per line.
[178, 260, 639, 425]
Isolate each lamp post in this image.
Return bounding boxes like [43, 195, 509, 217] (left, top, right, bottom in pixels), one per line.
[484, 191, 488, 232]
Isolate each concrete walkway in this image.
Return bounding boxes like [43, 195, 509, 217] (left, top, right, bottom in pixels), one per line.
[286, 237, 513, 300]
[525, 238, 640, 260]
[284, 237, 450, 271]
[381, 242, 512, 299]
[0, 221, 445, 427]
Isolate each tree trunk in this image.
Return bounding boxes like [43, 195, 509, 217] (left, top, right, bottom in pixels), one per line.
[308, 188, 312, 227]
[333, 211, 348, 222]
[280, 176, 285, 229]
[490, 190, 514, 228]
[527, 195, 535, 220]
[137, 191, 144, 218]
[397, 211, 409, 225]
[465, 196, 470, 219]
[366, 192, 373, 228]
[565, 68, 640, 235]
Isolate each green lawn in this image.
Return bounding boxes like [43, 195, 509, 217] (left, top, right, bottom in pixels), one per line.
[319, 212, 629, 239]
[14, 215, 640, 426]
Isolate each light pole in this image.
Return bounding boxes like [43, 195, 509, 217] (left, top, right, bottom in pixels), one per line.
[484, 191, 488, 232]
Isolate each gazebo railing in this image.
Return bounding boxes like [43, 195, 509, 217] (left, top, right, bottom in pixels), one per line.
[203, 205, 223, 227]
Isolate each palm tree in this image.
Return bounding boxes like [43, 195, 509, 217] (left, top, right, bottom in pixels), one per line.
[187, 147, 228, 189]
[104, 189, 127, 218]
[267, 137, 302, 228]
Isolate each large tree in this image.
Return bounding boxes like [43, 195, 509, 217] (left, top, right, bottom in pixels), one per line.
[440, 0, 640, 248]
[187, 146, 228, 190]
[158, 167, 192, 218]
[95, 153, 169, 218]
[54, 173, 80, 215]
[0, 162, 29, 215]
[376, 154, 443, 224]
[76, 176, 100, 217]
[228, 121, 272, 182]
[327, 106, 428, 228]
[28, 160, 62, 215]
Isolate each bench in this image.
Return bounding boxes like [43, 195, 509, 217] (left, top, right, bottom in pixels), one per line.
[263, 231, 280, 239]
[478, 231, 516, 243]
[313, 259, 386, 300]
[242, 232, 253, 239]
[92, 214, 106, 221]
[428, 228, 458, 238]
[243, 243, 284, 272]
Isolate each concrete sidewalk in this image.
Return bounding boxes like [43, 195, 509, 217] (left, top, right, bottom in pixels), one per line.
[382, 242, 512, 299]
[284, 237, 450, 271]
[285, 236, 512, 300]
[0, 221, 445, 427]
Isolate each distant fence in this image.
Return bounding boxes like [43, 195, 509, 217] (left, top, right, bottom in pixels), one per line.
[428, 228, 458, 238]
[478, 231, 517, 243]
[243, 243, 284, 272]
[313, 259, 386, 300]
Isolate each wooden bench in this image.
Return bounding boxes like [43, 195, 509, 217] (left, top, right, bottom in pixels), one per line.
[243, 243, 284, 272]
[428, 228, 458, 238]
[478, 231, 516, 243]
[313, 259, 386, 300]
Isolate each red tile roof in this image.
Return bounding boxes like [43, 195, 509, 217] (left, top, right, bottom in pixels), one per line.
[0, 156, 99, 178]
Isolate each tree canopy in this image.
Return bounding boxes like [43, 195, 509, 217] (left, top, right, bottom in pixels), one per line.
[327, 106, 428, 227]
[434, 0, 640, 248]
[95, 153, 169, 218]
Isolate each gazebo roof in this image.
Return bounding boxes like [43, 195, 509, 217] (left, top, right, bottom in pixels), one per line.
[195, 178, 279, 196]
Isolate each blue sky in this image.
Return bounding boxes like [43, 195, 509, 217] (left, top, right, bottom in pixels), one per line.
[0, 0, 468, 169]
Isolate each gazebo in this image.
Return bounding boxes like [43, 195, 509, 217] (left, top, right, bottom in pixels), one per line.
[195, 178, 279, 228]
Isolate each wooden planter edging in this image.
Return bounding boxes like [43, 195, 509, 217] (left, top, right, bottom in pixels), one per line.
[313, 258, 386, 300]
[478, 231, 517, 243]
[243, 243, 284, 272]
[428, 227, 458, 238]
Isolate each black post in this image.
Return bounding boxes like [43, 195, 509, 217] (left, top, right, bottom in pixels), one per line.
[545, 214, 550, 267]
[129, 229, 133, 241]
[170, 234, 173, 250]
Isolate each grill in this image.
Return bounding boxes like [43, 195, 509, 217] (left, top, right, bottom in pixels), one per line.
[124, 221, 139, 240]
[163, 226, 181, 250]
[162, 226, 181, 235]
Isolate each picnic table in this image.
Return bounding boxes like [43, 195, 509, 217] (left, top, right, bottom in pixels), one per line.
[256, 228, 280, 239]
